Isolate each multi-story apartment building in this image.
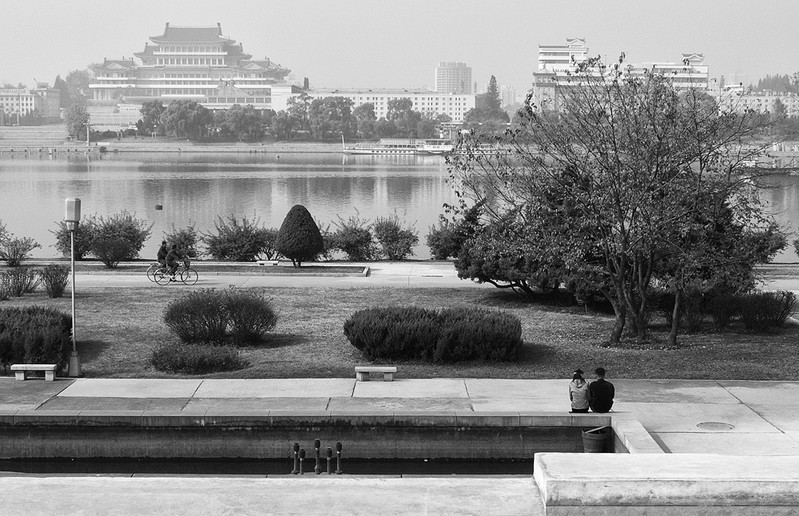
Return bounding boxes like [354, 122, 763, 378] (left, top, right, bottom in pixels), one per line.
[0, 85, 61, 124]
[88, 23, 298, 126]
[306, 88, 475, 123]
[435, 62, 472, 95]
[531, 38, 709, 110]
[711, 86, 799, 118]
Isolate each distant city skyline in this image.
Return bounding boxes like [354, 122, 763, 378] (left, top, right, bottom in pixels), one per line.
[1, 0, 797, 94]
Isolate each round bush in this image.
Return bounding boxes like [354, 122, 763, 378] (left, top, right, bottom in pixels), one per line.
[151, 342, 247, 374]
[39, 264, 70, 298]
[343, 306, 522, 363]
[164, 289, 229, 344]
[163, 288, 278, 345]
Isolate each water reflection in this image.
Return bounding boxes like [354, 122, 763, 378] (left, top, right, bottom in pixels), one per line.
[1, 154, 797, 262]
[0, 153, 455, 260]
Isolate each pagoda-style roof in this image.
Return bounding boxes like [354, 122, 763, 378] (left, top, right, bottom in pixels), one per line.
[241, 59, 291, 75]
[150, 23, 233, 44]
[99, 58, 137, 70]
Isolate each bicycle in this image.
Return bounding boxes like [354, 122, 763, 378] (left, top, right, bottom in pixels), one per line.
[146, 262, 167, 282]
[152, 258, 198, 286]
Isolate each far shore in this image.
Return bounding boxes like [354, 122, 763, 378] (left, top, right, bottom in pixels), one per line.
[0, 137, 346, 154]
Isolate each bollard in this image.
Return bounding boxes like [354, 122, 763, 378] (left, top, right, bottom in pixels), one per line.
[335, 442, 343, 475]
[291, 442, 300, 474]
[314, 439, 322, 475]
[326, 447, 333, 474]
[299, 449, 305, 475]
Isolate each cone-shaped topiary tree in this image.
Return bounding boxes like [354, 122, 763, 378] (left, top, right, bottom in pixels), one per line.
[275, 204, 324, 267]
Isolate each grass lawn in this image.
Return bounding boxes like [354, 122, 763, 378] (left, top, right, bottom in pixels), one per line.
[1, 285, 797, 380]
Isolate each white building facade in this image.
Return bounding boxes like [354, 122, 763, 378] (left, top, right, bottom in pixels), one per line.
[532, 39, 710, 110]
[88, 23, 297, 128]
[307, 88, 475, 123]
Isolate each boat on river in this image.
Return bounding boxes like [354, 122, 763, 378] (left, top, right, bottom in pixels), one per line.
[342, 138, 453, 155]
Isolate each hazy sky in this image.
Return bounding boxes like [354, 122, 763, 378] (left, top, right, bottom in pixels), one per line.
[2, 0, 797, 94]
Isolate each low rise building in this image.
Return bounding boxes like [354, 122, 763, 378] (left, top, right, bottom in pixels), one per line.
[307, 88, 475, 123]
[0, 85, 61, 124]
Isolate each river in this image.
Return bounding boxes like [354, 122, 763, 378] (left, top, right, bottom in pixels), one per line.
[0, 152, 456, 260]
[0, 152, 797, 262]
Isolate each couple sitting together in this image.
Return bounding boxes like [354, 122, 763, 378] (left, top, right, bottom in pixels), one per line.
[569, 367, 614, 413]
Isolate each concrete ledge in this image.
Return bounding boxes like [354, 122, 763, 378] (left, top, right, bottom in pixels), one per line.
[534, 453, 799, 514]
[610, 414, 664, 454]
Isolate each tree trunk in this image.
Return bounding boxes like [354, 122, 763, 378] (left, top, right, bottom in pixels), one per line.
[667, 288, 682, 347]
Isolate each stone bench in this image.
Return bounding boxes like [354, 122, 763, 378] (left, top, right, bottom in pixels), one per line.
[11, 364, 58, 381]
[355, 366, 396, 382]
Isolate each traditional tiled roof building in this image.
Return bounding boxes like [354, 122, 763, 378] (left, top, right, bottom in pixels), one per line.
[89, 23, 296, 116]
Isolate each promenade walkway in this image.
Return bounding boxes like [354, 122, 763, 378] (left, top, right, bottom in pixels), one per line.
[2, 377, 799, 514]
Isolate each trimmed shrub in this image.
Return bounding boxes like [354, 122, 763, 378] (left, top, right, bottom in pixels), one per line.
[224, 290, 278, 345]
[164, 289, 229, 344]
[331, 215, 377, 261]
[39, 264, 70, 298]
[201, 214, 277, 261]
[0, 306, 72, 370]
[426, 203, 483, 260]
[163, 288, 278, 345]
[0, 236, 41, 267]
[343, 306, 522, 363]
[151, 342, 247, 374]
[90, 212, 153, 268]
[706, 290, 739, 330]
[4, 267, 39, 297]
[51, 218, 97, 260]
[275, 204, 324, 267]
[373, 213, 418, 260]
[164, 223, 200, 259]
[738, 291, 797, 330]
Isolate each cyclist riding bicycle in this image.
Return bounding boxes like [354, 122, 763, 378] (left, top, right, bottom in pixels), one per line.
[165, 244, 182, 278]
[156, 240, 168, 270]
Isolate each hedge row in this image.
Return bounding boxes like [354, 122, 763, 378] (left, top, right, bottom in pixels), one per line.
[343, 306, 522, 363]
[0, 306, 72, 370]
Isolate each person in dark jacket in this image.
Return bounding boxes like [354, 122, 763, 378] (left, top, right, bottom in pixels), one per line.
[157, 241, 168, 270]
[588, 367, 615, 413]
[166, 244, 181, 277]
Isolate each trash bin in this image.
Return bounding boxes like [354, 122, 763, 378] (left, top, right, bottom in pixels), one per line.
[582, 425, 610, 453]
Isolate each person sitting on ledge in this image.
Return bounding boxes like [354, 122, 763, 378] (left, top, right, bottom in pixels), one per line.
[588, 367, 615, 413]
[569, 369, 589, 413]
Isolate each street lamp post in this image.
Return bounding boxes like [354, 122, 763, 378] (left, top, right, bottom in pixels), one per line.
[65, 198, 81, 377]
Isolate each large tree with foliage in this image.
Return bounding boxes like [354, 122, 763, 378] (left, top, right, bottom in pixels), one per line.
[449, 56, 785, 345]
[139, 100, 166, 136]
[308, 96, 356, 140]
[64, 104, 90, 140]
[287, 92, 312, 135]
[352, 103, 376, 139]
[463, 75, 510, 133]
[215, 104, 267, 141]
[160, 100, 213, 141]
[386, 98, 422, 137]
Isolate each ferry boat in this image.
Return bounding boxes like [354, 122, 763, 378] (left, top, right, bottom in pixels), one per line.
[342, 138, 454, 155]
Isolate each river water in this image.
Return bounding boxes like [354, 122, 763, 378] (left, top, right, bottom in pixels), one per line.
[0, 152, 456, 260]
[0, 152, 797, 262]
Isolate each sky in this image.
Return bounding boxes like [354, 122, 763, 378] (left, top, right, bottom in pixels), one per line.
[1, 0, 798, 95]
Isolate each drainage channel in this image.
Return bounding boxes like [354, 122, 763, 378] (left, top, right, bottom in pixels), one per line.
[0, 458, 534, 476]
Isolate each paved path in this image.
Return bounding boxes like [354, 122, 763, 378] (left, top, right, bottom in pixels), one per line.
[3, 377, 799, 456]
[72, 261, 489, 289]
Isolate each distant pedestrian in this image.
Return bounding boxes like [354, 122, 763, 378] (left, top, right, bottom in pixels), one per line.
[569, 369, 589, 413]
[588, 367, 615, 413]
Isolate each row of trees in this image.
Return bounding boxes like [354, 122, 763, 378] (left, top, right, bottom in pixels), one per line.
[128, 95, 454, 142]
[445, 56, 790, 347]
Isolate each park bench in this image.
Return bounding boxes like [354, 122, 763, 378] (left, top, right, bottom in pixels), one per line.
[256, 260, 279, 266]
[11, 364, 58, 381]
[355, 366, 397, 382]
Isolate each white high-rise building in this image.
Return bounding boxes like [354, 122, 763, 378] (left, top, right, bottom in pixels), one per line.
[435, 62, 472, 95]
